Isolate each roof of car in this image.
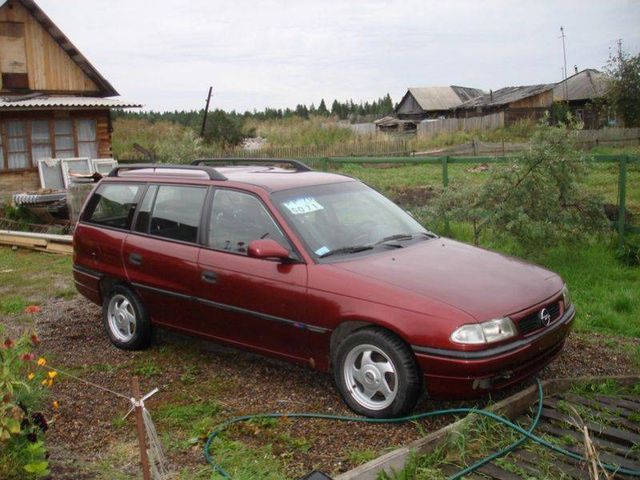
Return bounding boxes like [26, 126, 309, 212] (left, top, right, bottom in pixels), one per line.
[112, 164, 355, 192]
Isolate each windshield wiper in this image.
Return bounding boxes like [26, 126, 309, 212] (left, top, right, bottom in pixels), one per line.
[373, 231, 438, 246]
[319, 245, 374, 258]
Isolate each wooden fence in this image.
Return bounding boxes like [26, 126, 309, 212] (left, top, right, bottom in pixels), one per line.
[417, 112, 505, 138]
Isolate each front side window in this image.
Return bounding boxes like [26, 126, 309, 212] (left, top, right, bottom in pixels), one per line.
[84, 183, 141, 230]
[208, 189, 289, 254]
[149, 185, 206, 243]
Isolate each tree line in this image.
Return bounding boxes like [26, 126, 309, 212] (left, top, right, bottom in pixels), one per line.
[111, 93, 395, 127]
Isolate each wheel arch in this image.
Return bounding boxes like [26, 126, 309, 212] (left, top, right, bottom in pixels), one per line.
[99, 276, 135, 304]
[329, 317, 416, 371]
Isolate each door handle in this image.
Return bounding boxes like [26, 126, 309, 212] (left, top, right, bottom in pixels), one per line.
[129, 253, 143, 266]
[201, 270, 218, 284]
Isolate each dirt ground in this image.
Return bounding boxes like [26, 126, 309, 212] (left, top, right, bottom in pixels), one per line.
[1, 295, 637, 479]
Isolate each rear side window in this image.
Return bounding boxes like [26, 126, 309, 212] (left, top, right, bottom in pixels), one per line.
[148, 185, 206, 243]
[83, 183, 141, 230]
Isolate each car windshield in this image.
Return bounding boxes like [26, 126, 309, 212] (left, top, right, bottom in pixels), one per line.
[272, 181, 432, 259]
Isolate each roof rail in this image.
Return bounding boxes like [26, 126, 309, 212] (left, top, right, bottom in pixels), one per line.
[108, 164, 227, 181]
[191, 158, 313, 172]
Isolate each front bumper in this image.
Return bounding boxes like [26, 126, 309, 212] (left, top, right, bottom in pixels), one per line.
[413, 304, 575, 398]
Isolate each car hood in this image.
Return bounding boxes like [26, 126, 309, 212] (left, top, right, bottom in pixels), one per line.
[330, 238, 563, 321]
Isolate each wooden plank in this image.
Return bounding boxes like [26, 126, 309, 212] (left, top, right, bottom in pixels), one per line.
[475, 463, 522, 480]
[544, 397, 640, 434]
[562, 393, 638, 421]
[514, 449, 587, 480]
[0, 233, 47, 247]
[536, 422, 640, 461]
[595, 395, 640, 413]
[541, 407, 640, 447]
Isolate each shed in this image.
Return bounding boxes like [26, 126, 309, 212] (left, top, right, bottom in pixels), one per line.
[395, 86, 485, 121]
[454, 84, 555, 125]
[0, 0, 141, 198]
[553, 69, 610, 128]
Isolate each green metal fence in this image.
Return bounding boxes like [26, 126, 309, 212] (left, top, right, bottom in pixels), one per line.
[317, 154, 639, 249]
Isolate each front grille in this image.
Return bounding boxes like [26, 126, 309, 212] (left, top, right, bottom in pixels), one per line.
[518, 302, 561, 335]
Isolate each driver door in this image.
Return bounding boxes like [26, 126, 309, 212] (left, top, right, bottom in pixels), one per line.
[195, 188, 312, 363]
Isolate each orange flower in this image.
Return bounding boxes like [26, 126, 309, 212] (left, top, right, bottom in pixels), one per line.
[24, 305, 41, 314]
[37, 357, 46, 367]
[47, 371, 57, 379]
[27, 372, 35, 380]
[52, 400, 59, 410]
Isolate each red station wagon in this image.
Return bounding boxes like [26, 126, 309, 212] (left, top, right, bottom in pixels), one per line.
[73, 160, 575, 418]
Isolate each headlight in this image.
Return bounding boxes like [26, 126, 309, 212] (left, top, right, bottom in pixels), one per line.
[451, 317, 517, 345]
[562, 284, 572, 308]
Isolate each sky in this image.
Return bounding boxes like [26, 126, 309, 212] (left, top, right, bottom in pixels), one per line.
[38, 0, 640, 113]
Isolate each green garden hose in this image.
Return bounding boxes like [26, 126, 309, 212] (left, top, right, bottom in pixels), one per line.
[204, 379, 640, 479]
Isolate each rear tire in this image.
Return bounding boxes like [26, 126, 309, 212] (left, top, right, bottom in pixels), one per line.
[333, 328, 422, 418]
[102, 285, 151, 350]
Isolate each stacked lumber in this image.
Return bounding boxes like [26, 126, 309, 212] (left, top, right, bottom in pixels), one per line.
[0, 230, 73, 255]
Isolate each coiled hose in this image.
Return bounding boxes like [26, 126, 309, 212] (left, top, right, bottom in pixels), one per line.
[204, 379, 640, 479]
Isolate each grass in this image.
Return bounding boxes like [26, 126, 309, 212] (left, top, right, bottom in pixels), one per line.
[0, 247, 74, 306]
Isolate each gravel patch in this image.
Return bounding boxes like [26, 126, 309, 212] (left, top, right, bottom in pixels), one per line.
[2, 296, 638, 479]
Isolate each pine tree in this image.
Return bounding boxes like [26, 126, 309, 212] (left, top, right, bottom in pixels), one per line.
[318, 99, 329, 116]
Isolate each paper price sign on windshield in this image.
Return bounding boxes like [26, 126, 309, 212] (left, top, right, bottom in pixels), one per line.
[283, 197, 324, 215]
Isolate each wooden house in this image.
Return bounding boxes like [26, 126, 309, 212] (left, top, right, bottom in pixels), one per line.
[553, 69, 610, 128]
[454, 84, 555, 125]
[0, 0, 140, 197]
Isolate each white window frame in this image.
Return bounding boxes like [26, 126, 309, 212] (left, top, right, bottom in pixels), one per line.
[60, 157, 93, 188]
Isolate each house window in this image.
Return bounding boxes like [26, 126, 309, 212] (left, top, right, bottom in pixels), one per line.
[0, 117, 104, 171]
[54, 119, 75, 158]
[31, 120, 52, 163]
[6, 120, 29, 169]
[76, 119, 98, 158]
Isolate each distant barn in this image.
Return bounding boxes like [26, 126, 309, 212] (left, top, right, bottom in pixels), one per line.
[0, 0, 140, 197]
[454, 84, 555, 125]
[396, 86, 485, 121]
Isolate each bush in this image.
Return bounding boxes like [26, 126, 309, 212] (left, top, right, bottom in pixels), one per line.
[434, 121, 610, 249]
[0, 333, 52, 479]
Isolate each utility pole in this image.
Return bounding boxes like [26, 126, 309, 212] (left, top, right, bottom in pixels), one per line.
[560, 26, 569, 102]
[200, 86, 213, 138]
[617, 38, 623, 63]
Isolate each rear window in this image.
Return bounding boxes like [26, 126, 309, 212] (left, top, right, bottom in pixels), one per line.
[83, 183, 141, 230]
[148, 185, 206, 243]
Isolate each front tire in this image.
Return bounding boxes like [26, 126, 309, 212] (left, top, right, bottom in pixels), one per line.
[102, 285, 151, 350]
[333, 328, 422, 418]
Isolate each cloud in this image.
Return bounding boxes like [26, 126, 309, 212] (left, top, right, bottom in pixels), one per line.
[38, 0, 640, 112]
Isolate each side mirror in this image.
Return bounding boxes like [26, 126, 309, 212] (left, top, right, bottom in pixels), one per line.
[247, 239, 291, 261]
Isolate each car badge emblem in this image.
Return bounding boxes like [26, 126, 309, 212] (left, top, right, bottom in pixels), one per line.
[539, 308, 552, 327]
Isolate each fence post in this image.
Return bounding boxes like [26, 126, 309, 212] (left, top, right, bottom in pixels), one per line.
[617, 155, 627, 251]
[442, 156, 450, 235]
[131, 376, 152, 480]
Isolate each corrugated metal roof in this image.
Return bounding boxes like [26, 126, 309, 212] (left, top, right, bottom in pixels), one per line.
[457, 84, 554, 109]
[406, 86, 484, 111]
[553, 69, 610, 101]
[0, 95, 142, 109]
